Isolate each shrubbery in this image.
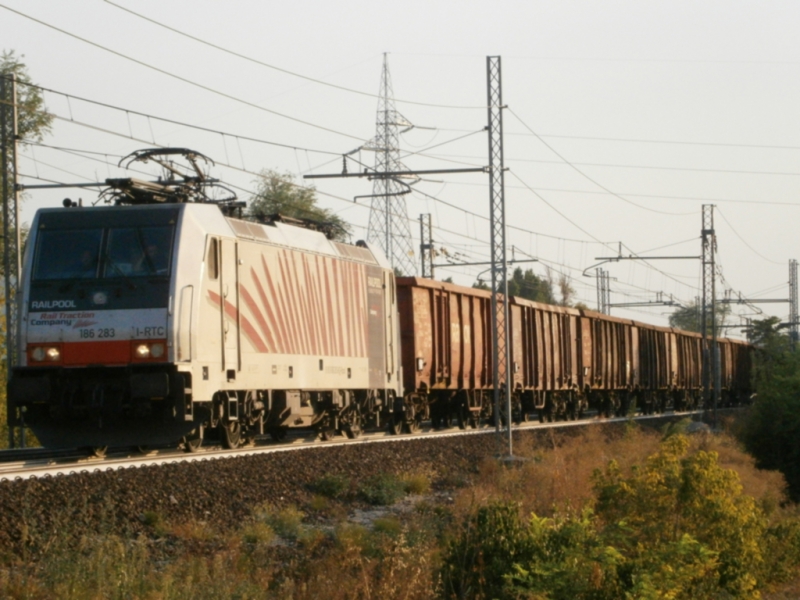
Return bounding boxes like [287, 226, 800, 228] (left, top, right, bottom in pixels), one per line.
[441, 434, 800, 599]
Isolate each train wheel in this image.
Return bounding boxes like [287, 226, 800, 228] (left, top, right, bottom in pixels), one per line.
[319, 428, 336, 441]
[89, 446, 108, 458]
[220, 421, 242, 449]
[270, 427, 288, 442]
[457, 406, 468, 430]
[388, 411, 404, 435]
[404, 418, 420, 434]
[182, 427, 203, 453]
[343, 419, 363, 439]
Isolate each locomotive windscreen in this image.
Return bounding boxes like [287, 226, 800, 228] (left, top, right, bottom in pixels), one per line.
[33, 226, 173, 281]
[28, 206, 179, 311]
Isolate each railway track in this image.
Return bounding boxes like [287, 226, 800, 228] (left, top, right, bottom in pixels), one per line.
[0, 410, 708, 481]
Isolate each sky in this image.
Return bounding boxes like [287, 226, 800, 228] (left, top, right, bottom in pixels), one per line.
[2, 0, 799, 336]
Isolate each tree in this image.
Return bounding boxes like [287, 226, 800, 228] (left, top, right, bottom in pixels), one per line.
[669, 299, 730, 334]
[508, 267, 555, 304]
[1, 50, 52, 150]
[739, 317, 800, 500]
[247, 170, 350, 241]
[557, 273, 576, 307]
[593, 435, 765, 598]
[473, 267, 556, 303]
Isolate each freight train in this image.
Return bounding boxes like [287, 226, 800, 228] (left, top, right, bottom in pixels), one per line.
[6, 150, 752, 453]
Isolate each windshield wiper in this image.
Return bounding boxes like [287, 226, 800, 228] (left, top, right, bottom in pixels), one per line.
[103, 254, 137, 290]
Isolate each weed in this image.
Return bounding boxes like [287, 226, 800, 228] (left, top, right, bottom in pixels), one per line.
[309, 494, 329, 512]
[359, 473, 406, 506]
[313, 474, 350, 499]
[402, 473, 431, 495]
[255, 504, 305, 539]
[170, 519, 216, 544]
[297, 526, 327, 551]
[139, 510, 168, 537]
[241, 521, 276, 546]
[373, 516, 402, 536]
[335, 522, 372, 552]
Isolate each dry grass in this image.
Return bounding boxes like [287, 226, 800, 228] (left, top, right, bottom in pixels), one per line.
[449, 422, 795, 541]
[453, 424, 664, 522]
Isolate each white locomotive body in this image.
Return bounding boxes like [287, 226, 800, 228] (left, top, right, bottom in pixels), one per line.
[9, 203, 402, 449]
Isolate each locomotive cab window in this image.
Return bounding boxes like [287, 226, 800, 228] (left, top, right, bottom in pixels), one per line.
[206, 237, 219, 280]
[105, 226, 173, 277]
[33, 228, 103, 280]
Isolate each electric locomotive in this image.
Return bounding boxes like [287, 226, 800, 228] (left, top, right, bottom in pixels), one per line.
[8, 149, 403, 451]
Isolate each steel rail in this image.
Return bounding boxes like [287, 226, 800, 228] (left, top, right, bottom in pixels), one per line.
[0, 410, 709, 481]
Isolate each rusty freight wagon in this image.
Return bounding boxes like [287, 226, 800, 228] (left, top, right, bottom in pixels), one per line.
[397, 277, 752, 426]
[397, 278, 640, 424]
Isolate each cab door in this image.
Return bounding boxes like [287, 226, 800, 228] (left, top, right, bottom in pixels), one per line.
[220, 238, 240, 374]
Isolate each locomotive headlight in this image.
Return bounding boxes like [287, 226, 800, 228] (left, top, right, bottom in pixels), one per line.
[31, 346, 60, 362]
[135, 344, 151, 359]
[150, 343, 165, 358]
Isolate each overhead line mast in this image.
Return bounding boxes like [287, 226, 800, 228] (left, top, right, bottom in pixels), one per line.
[1, 73, 21, 448]
[486, 56, 512, 456]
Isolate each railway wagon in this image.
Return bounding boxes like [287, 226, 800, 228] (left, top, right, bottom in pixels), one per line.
[396, 277, 494, 428]
[397, 278, 597, 425]
[9, 203, 402, 450]
[397, 279, 642, 423]
[397, 277, 751, 425]
[572, 308, 640, 418]
[511, 297, 583, 421]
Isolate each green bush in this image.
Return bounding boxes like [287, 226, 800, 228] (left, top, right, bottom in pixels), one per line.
[359, 473, 406, 506]
[402, 473, 431, 495]
[254, 504, 304, 539]
[372, 517, 401, 537]
[312, 474, 350, 499]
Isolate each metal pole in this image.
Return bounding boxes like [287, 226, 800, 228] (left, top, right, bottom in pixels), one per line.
[1, 74, 12, 449]
[701, 205, 718, 428]
[596, 268, 603, 313]
[701, 206, 711, 415]
[420, 213, 433, 279]
[487, 56, 511, 456]
[10, 75, 20, 447]
[790, 259, 798, 349]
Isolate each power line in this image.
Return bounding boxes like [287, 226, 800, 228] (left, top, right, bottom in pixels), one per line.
[22, 81, 344, 156]
[0, 3, 367, 141]
[425, 153, 800, 178]
[437, 127, 800, 151]
[716, 207, 784, 266]
[433, 179, 800, 208]
[508, 108, 695, 216]
[101, 0, 484, 111]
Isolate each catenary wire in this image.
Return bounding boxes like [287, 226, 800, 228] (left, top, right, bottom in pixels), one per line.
[508, 108, 695, 217]
[716, 207, 784, 266]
